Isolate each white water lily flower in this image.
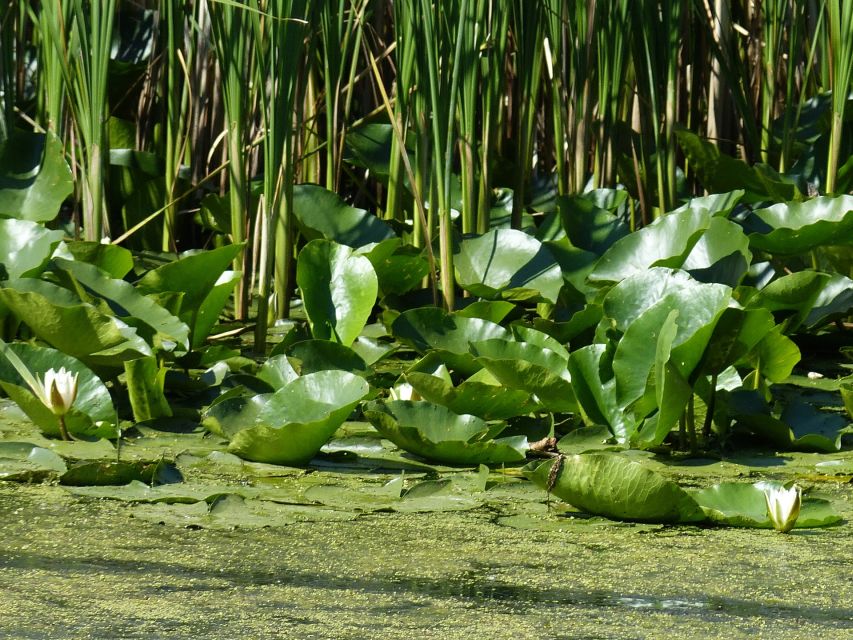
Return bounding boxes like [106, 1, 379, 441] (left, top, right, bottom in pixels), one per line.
[35, 367, 79, 417]
[764, 484, 802, 533]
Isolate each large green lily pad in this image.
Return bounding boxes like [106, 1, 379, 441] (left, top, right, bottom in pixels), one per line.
[525, 454, 706, 523]
[364, 400, 528, 465]
[224, 370, 370, 465]
[693, 481, 842, 528]
[454, 229, 563, 303]
[745, 195, 853, 255]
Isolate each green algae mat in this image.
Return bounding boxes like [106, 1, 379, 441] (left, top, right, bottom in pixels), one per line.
[1, 401, 852, 639]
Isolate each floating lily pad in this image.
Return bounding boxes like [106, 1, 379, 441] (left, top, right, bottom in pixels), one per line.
[404, 370, 534, 420]
[0, 220, 65, 279]
[693, 481, 842, 528]
[364, 400, 528, 465]
[525, 454, 705, 523]
[0, 442, 67, 481]
[130, 494, 358, 530]
[304, 475, 482, 513]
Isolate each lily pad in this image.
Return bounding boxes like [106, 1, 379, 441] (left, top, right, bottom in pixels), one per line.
[454, 229, 563, 303]
[226, 370, 370, 465]
[744, 195, 853, 255]
[0, 129, 73, 222]
[392, 307, 511, 375]
[297, 239, 378, 347]
[0, 279, 152, 367]
[364, 400, 528, 465]
[525, 454, 705, 523]
[0, 442, 67, 481]
[693, 481, 842, 528]
[304, 476, 482, 513]
[293, 184, 395, 248]
[404, 371, 535, 420]
[0, 220, 65, 279]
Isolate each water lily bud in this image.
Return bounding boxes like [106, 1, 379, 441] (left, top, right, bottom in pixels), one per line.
[38, 367, 79, 417]
[764, 484, 802, 534]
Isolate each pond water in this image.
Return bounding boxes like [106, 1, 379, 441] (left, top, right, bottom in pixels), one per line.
[0, 401, 851, 639]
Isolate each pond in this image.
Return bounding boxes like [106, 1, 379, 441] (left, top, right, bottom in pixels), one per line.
[0, 401, 851, 638]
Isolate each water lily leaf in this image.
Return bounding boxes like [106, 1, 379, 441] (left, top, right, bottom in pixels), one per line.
[0, 442, 67, 481]
[0, 129, 73, 221]
[470, 338, 577, 413]
[741, 325, 801, 383]
[556, 426, 618, 454]
[680, 216, 751, 287]
[782, 401, 850, 452]
[287, 339, 371, 376]
[227, 370, 369, 465]
[748, 271, 831, 333]
[193, 270, 241, 348]
[392, 307, 511, 375]
[0, 342, 117, 439]
[362, 238, 430, 296]
[806, 273, 853, 328]
[65, 241, 134, 279]
[567, 345, 632, 440]
[131, 494, 358, 529]
[589, 208, 712, 284]
[0, 279, 152, 366]
[135, 244, 243, 345]
[256, 354, 299, 390]
[510, 325, 570, 360]
[297, 240, 378, 347]
[404, 371, 534, 420]
[744, 195, 853, 255]
[53, 258, 189, 353]
[454, 229, 563, 303]
[60, 459, 176, 486]
[66, 479, 231, 503]
[364, 400, 528, 465]
[557, 193, 630, 255]
[293, 184, 395, 248]
[303, 478, 481, 513]
[456, 300, 517, 323]
[525, 454, 705, 523]
[0, 219, 64, 279]
[124, 356, 172, 422]
[693, 481, 842, 528]
[202, 394, 271, 439]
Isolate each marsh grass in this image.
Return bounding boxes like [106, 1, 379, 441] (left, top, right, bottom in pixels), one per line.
[4, 0, 850, 320]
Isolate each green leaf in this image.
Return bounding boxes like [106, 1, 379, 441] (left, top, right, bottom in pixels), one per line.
[525, 454, 705, 523]
[135, 245, 243, 345]
[470, 338, 577, 413]
[0, 343, 117, 439]
[361, 238, 430, 296]
[567, 345, 632, 441]
[0, 219, 64, 279]
[742, 325, 801, 383]
[293, 184, 395, 248]
[0, 279, 152, 367]
[454, 229, 563, 303]
[0, 442, 67, 481]
[256, 354, 299, 390]
[391, 307, 511, 375]
[65, 241, 134, 279]
[124, 356, 172, 422]
[589, 208, 712, 284]
[192, 270, 241, 348]
[53, 258, 190, 353]
[404, 371, 534, 420]
[745, 196, 853, 255]
[0, 130, 73, 222]
[297, 240, 378, 347]
[287, 339, 371, 376]
[693, 481, 841, 528]
[557, 193, 629, 254]
[748, 271, 832, 333]
[364, 400, 528, 465]
[226, 370, 369, 465]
